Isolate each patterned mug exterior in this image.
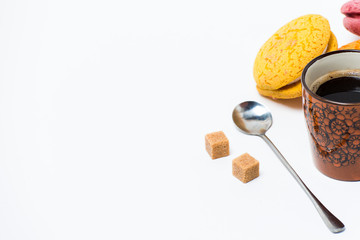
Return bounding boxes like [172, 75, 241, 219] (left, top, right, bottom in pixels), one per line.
[302, 50, 360, 181]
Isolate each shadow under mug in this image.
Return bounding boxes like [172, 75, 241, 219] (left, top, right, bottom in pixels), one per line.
[302, 50, 360, 181]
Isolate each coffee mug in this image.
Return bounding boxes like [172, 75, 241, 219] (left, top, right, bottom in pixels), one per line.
[302, 50, 360, 181]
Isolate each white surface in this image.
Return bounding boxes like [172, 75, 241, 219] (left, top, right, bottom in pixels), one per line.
[0, 0, 359, 239]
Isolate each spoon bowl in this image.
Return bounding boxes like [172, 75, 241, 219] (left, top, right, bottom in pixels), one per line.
[232, 101, 272, 136]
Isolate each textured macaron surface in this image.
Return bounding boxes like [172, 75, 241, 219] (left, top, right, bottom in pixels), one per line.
[254, 14, 330, 90]
[255, 31, 337, 100]
[342, 0, 360, 36]
[342, 0, 360, 15]
[327, 32, 338, 52]
[339, 39, 360, 50]
[343, 17, 360, 35]
[256, 81, 302, 99]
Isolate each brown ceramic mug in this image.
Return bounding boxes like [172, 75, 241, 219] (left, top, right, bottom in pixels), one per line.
[302, 50, 360, 181]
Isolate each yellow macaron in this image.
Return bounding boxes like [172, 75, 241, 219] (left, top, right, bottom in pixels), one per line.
[339, 39, 360, 50]
[327, 31, 338, 52]
[253, 14, 334, 99]
[256, 81, 302, 99]
[256, 31, 338, 99]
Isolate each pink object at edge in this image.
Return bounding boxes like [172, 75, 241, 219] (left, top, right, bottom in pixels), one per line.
[342, 0, 360, 36]
[341, 0, 360, 15]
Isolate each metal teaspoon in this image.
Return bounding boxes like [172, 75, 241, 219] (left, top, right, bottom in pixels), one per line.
[232, 101, 345, 233]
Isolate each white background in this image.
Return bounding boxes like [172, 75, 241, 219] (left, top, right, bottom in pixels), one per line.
[0, 0, 359, 239]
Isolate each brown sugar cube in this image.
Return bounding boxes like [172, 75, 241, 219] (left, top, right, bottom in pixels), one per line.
[205, 131, 229, 159]
[232, 153, 259, 183]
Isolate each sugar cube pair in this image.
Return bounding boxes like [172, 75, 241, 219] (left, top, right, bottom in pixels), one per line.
[205, 131, 259, 183]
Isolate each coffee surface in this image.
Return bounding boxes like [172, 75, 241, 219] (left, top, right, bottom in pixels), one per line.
[310, 70, 360, 103]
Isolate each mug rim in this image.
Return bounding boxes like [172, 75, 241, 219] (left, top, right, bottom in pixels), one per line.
[301, 49, 360, 106]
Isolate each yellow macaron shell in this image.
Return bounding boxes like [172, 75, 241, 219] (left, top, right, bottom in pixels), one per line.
[339, 39, 360, 50]
[254, 14, 331, 90]
[256, 81, 302, 99]
[255, 31, 337, 99]
[327, 31, 338, 52]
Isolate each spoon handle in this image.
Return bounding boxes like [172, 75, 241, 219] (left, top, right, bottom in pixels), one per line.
[261, 134, 345, 233]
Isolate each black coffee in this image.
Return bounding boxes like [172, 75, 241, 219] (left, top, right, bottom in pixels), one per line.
[310, 70, 360, 103]
[316, 76, 360, 103]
